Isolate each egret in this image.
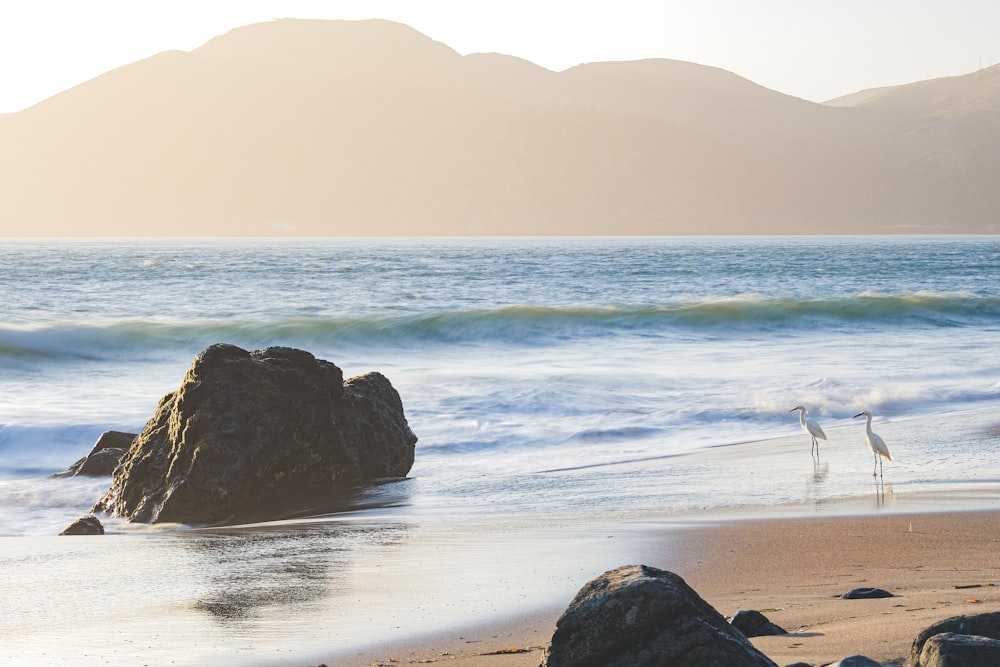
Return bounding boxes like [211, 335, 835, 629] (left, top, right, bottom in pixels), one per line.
[790, 405, 827, 456]
[854, 410, 892, 478]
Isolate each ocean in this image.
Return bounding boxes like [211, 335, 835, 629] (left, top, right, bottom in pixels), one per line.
[2, 236, 1000, 665]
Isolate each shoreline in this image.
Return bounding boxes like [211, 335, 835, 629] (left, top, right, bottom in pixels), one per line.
[326, 508, 1000, 666]
[306, 407, 1000, 666]
[5, 408, 999, 666]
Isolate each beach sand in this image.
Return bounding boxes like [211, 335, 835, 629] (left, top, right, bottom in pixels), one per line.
[330, 509, 1000, 667]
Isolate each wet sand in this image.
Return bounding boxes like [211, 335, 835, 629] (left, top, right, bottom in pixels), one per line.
[321, 409, 1000, 666]
[330, 509, 1000, 666]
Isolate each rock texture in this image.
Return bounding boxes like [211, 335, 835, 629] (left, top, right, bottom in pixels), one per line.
[93, 344, 416, 525]
[52, 430, 135, 478]
[825, 656, 883, 667]
[541, 564, 777, 667]
[911, 612, 1000, 666]
[917, 632, 1000, 667]
[60, 515, 105, 535]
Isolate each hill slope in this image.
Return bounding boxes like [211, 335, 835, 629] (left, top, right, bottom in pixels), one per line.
[1, 18, 997, 235]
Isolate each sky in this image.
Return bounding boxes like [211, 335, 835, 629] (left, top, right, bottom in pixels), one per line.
[1, 0, 998, 113]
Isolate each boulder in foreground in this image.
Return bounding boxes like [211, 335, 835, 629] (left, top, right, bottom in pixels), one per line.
[541, 564, 777, 667]
[911, 612, 1000, 667]
[917, 632, 1000, 667]
[94, 344, 416, 525]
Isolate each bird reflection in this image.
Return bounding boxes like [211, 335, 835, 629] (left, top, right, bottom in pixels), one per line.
[874, 479, 893, 508]
[811, 457, 829, 483]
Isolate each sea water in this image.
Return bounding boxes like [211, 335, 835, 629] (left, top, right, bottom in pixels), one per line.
[2, 236, 1000, 664]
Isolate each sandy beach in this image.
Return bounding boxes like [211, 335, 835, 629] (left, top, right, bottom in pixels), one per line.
[332, 509, 1000, 667]
[321, 409, 1000, 667]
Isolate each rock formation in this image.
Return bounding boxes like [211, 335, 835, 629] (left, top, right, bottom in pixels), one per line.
[93, 344, 416, 525]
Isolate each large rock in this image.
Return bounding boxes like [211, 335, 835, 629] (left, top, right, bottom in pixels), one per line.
[541, 564, 777, 667]
[93, 344, 417, 525]
[917, 632, 1000, 667]
[52, 430, 136, 478]
[911, 612, 1000, 666]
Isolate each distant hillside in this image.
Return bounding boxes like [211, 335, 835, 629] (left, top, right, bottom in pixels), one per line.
[1, 18, 997, 236]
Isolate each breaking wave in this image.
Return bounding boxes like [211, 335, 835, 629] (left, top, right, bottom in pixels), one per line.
[1, 292, 995, 362]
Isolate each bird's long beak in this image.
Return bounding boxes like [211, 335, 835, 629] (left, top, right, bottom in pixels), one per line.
[853, 412, 863, 418]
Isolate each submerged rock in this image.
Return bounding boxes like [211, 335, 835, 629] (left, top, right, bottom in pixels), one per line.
[60, 515, 104, 535]
[541, 564, 777, 667]
[52, 430, 136, 478]
[93, 344, 417, 525]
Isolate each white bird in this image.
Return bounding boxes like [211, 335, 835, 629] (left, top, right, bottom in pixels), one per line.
[854, 410, 892, 478]
[790, 405, 827, 456]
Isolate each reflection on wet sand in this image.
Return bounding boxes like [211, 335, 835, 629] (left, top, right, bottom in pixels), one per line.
[178, 479, 414, 624]
[183, 522, 409, 624]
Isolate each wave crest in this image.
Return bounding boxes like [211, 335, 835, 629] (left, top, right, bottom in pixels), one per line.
[1, 292, 995, 361]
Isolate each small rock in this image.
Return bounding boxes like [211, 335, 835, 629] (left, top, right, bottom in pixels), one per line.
[841, 587, 894, 599]
[823, 656, 882, 667]
[51, 430, 135, 478]
[730, 609, 788, 637]
[59, 515, 104, 535]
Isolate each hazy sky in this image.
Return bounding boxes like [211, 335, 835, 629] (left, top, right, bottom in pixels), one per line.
[2, 0, 997, 113]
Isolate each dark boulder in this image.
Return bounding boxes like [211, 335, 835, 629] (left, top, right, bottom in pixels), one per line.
[541, 564, 777, 667]
[729, 609, 788, 637]
[51, 430, 136, 478]
[93, 344, 417, 525]
[917, 632, 1000, 667]
[911, 612, 1000, 666]
[841, 587, 895, 599]
[824, 657, 882, 667]
[60, 515, 104, 535]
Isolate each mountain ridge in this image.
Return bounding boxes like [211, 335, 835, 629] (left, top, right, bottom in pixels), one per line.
[1, 18, 997, 236]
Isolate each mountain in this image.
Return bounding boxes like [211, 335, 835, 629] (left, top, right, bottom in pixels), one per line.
[1, 18, 997, 236]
